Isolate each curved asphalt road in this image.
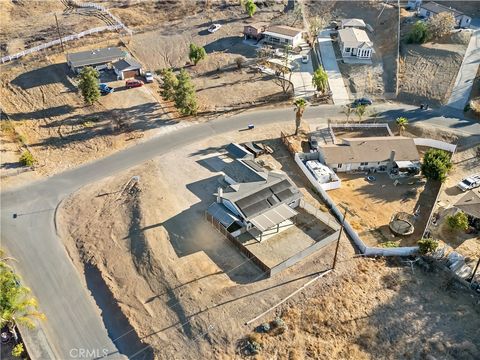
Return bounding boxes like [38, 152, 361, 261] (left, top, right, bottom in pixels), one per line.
[1, 103, 479, 359]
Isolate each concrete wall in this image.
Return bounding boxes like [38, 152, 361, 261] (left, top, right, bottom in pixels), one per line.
[297, 152, 342, 191]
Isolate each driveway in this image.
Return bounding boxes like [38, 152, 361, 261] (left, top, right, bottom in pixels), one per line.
[446, 19, 480, 110]
[289, 53, 316, 99]
[316, 30, 350, 105]
[1, 103, 479, 359]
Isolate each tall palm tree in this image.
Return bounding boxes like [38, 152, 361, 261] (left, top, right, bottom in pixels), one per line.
[293, 98, 307, 135]
[396, 117, 408, 135]
[0, 262, 46, 340]
[312, 67, 328, 94]
[355, 105, 367, 122]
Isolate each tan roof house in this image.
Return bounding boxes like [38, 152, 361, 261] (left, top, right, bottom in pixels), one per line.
[341, 18, 366, 29]
[318, 137, 420, 172]
[338, 28, 374, 60]
[418, 2, 471, 28]
[262, 25, 304, 48]
[455, 190, 480, 219]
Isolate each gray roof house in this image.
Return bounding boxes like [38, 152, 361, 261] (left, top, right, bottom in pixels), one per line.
[66, 47, 127, 73]
[208, 159, 302, 240]
[112, 57, 142, 80]
[262, 25, 304, 48]
[418, 2, 472, 28]
[338, 28, 374, 60]
[455, 189, 480, 220]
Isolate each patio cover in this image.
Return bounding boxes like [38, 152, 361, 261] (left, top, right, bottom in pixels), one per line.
[249, 203, 297, 232]
[207, 203, 240, 228]
[395, 160, 417, 169]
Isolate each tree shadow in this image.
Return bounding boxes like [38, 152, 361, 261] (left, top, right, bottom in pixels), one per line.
[10, 63, 77, 92]
[10, 105, 76, 121]
[204, 36, 258, 58]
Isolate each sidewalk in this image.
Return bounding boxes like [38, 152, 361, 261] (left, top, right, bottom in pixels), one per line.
[446, 20, 480, 110]
[316, 30, 350, 105]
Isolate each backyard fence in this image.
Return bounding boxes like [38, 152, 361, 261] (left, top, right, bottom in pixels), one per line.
[1, 1, 132, 64]
[413, 138, 457, 152]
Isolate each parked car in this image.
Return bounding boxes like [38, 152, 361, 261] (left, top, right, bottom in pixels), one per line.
[144, 71, 154, 83]
[125, 79, 143, 89]
[309, 136, 319, 151]
[208, 24, 222, 33]
[457, 174, 480, 192]
[98, 83, 114, 95]
[352, 97, 373, 107]
[301, 54, 309, 63]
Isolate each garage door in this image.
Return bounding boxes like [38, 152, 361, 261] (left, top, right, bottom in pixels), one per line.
[122, 69, 139, 79]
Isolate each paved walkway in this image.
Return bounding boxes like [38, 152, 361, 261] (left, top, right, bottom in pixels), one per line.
[316, 30, 350, 105]
[446, 19, 480, 110]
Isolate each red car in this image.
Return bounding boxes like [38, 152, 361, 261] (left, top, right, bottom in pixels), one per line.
[125, 79, 143, 89]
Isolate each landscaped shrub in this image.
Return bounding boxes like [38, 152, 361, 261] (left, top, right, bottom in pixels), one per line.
[421, 148, 452, 182]
[447, 211, 469, 231]
[418, 238, 439, 255]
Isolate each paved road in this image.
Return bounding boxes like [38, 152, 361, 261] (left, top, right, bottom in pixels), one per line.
[447, 19, 480, 110]
[1, 103, 479, 359]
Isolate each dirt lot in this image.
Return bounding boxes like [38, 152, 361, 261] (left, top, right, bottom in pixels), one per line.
[398, 13, 471, 106]
[428, 145, 480, 261]
[57, 122, 341, 359]
[329, 172, 440, 247]
[241, 257, 480, 360]
[306, 1, 399, 99]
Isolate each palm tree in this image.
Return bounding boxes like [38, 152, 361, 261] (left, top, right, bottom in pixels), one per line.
[312, 67, 328, 94]
[293, 98, 307, 135]
[396, 116, 408, 135]
[355, 105, 367, 122]
[342, 104, 353, 122]
[0, 262, 46, 340]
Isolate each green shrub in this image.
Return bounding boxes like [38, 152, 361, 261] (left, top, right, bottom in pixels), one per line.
[12, 343, 24, 358]
[407, 21, 430, 44]
[19, 150, 36, 167]
[382, 241, 399, 248]
[421, 148, 452, 182]
[447, 211, 469, 231]
[418, 238, 439, 255]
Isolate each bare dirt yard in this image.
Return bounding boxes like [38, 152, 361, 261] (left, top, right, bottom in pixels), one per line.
[398, 12, 471, 106]
[428, 144, 480, 262]
[57, 122, 344, 359]
[328, 172, 440, 247]
[240, 257, 480, 360]
[306, 1, 399, 99]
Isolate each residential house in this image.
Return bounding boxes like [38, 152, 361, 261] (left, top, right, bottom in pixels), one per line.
[418, 2, 472, 28]
[67, 47, 127, 73]
[454, 189, 480, 228]
[337, 28, 374, 59]
[318, 136, 420, 173]
[341, 18, 366, 29]
[243, 22, 268, 40]
[207, 158, 302, 241]
[262, 25, 304, 48]
[113, 57, 142, 80]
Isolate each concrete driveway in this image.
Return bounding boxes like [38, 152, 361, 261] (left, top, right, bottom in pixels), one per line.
[446, 19, 480, 110]
[317, 30, 350, 105]
[289, 53, 316, 99]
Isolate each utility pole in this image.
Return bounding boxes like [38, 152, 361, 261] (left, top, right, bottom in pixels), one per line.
[54, 13, 65, 53]
[469, 258, 480, 283]
[332, 209, 347, 270]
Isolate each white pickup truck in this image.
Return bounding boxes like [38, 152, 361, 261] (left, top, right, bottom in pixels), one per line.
[457, 174, 480, 191]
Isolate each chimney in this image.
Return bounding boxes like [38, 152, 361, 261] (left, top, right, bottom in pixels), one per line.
[389, 150, 396, 164]
[216, 187, 223, 203]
